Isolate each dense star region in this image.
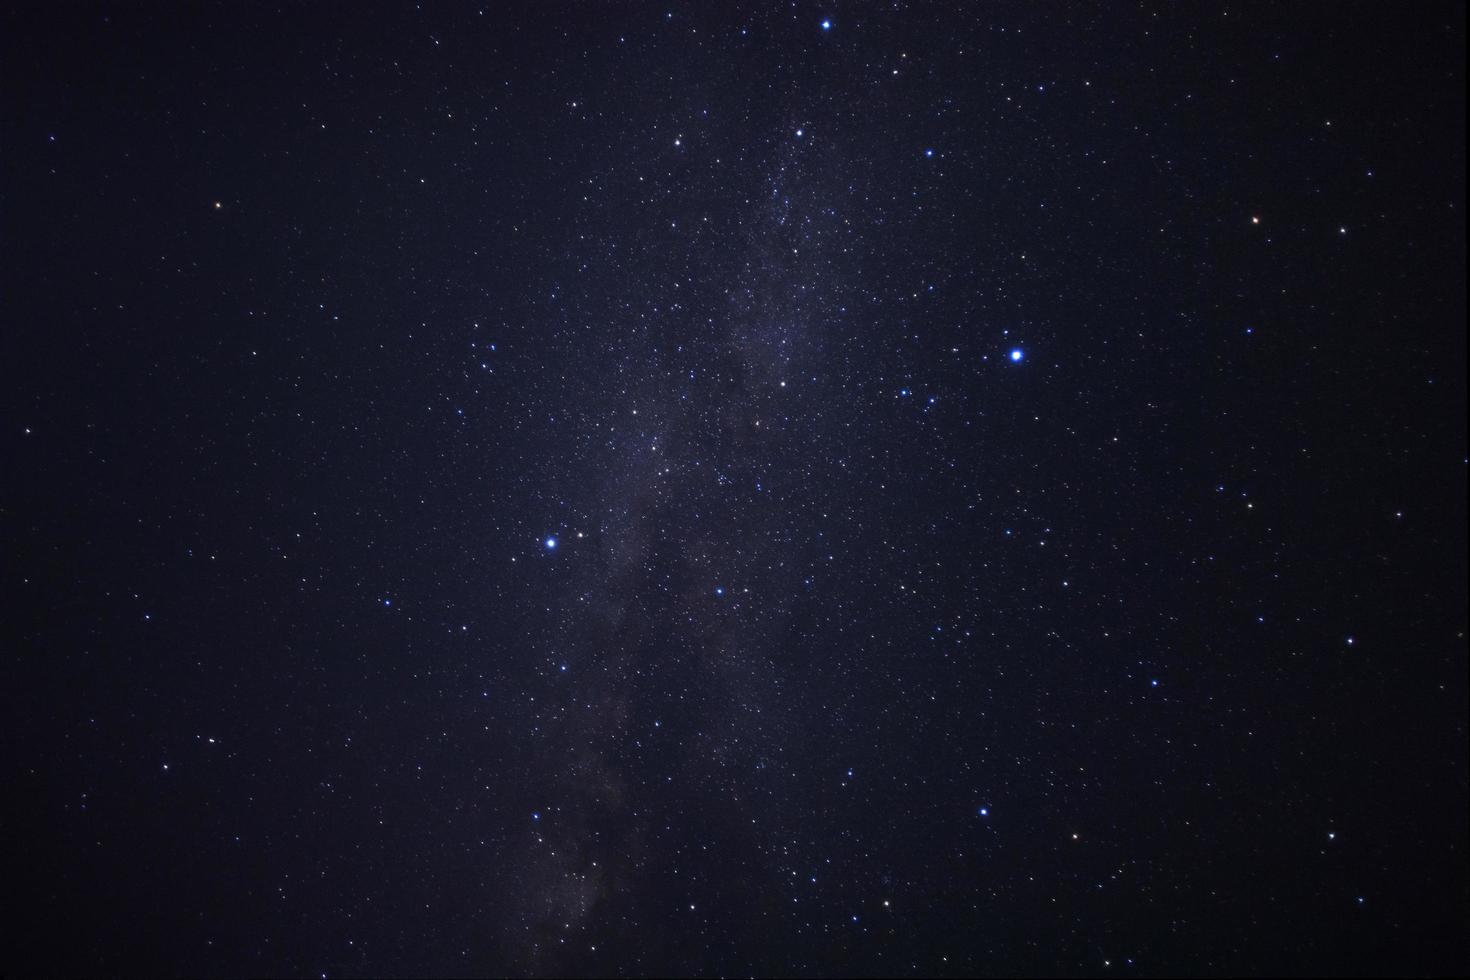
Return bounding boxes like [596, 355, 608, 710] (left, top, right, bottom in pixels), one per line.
[3, 3, 1467, 977]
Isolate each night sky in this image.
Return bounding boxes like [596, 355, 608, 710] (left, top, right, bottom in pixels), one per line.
[4, 3, 1467, 977]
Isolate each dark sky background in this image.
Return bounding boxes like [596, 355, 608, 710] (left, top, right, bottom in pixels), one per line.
[3, 2, 1466, 976]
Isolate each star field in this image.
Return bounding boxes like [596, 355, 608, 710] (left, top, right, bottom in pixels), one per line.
[3, 3, 1467, 977]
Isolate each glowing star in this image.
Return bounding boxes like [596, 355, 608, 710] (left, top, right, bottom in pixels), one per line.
[544, 536, 557, 550]
[821, 19, 831, 30]
[978, 806, 989, 817]
[1009, 348, 1024, 362]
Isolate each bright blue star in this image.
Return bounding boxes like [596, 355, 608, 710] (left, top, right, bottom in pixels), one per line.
[978, 806, 989, 817]
[820, 19, 831, 31]
[1009, 348, 1024, 362]
[544, 536, 557, 550]
[925, 148, 934, 158]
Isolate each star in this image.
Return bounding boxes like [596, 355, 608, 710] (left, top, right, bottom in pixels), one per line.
[1009, 348, 1024, 362]
[544, 536, 557, 550]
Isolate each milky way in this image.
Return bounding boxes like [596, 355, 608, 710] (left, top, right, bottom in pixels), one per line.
[5, 3, 1466, 976]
